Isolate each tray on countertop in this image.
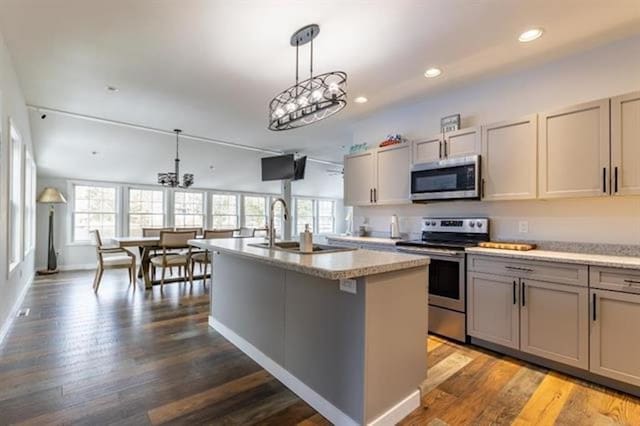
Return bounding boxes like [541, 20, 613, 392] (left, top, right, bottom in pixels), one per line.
[478, 242, 537, 251]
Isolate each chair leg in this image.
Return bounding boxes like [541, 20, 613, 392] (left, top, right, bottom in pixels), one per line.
[94, 267, 104, 293]
[203, 261, 208, 286]
[188, 261, 194, 287]
[161, 266, 166, 290]
[131, 263, 136, 290]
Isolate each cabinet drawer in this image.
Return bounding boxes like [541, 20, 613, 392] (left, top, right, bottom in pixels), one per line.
[590, 267, 640, 294]
[467, 255, 588, 287]
[359, 243, 396, 252]
[325, 239, 360, 249]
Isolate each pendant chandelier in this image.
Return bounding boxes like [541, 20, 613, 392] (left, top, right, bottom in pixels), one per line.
[157, 129, 194, 188]
[268, 24, 347, 131]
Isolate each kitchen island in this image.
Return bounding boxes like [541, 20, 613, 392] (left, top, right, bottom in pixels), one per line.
[190, 237, 429, 426]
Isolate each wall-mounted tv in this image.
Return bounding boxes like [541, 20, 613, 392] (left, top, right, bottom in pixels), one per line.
[261, 154, 307, 181]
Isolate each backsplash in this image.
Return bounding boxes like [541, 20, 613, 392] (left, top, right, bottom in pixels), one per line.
[353, 196, 640, 247]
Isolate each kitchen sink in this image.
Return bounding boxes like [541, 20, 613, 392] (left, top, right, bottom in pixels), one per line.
[248, 241, 356, 254]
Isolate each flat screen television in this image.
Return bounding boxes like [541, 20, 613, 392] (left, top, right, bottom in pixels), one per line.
[261, 154, 295, 181]
[294, 156, 307, 180]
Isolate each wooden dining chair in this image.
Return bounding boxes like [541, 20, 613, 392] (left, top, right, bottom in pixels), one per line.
[150, 230, 197, 289]
[90, 230, 137, 293]
[238, 227, 255, 237]
[142, 227, 174, 277]
[175, 227, 203, 236]
[191, 230, 234, 284]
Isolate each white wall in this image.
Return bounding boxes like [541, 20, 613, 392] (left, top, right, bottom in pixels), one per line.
[351, 35, 640, 245]
[0, 30, 35, 340]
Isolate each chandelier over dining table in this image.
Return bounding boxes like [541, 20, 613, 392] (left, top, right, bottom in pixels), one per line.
[157, 129, 194, 188]
[268, 24, 347, 131]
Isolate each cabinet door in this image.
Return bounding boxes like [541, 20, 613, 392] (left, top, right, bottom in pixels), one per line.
[520, 279, 588, 369]
[611, 91, 640, 196]
[375, 144, 411, 205]
[481, 115, 537, 200]
[468, 272, 519, 349]
[413, 135, 443, 163]
[343, 151, 375, 206]
[539, 99, 610, 198]
[590, 289, 640, 387]
[445, 127, 480, 158]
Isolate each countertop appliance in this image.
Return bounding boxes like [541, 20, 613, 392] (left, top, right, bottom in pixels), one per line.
[396, 217, 490, 342]
[410, 155, 481, 202]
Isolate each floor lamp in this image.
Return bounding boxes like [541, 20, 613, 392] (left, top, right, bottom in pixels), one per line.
[37, 187, 67, 275]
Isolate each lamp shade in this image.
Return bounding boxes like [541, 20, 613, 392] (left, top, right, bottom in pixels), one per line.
[37, 187, 67, 204]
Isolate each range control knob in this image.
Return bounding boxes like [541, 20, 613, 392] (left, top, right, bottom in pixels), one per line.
[424, 221, 431, 227]
[476, 221, 483, 228]
[431, 221, 437, 226]
[469, 222, 476, 227]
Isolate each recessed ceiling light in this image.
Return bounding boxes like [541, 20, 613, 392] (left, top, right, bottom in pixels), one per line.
[424, 68, 442, 78]
[354, 96, 368, 104]
[518, 28, 544, 43]
[105, 85, 119, 92]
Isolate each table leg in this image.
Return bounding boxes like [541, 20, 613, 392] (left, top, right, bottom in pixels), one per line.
[138, 247, 144, 278]
[141, 247, 152, 290]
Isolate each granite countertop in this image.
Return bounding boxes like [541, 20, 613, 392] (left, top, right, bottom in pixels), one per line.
[466, 247, 640, 270]
[325, 235, 401, 246]
[190, 238, 429, 280]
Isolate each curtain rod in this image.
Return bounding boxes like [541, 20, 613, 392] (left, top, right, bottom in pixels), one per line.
[27, 104, 343, 166]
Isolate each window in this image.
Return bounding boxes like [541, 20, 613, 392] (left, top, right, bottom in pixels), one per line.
[295, 199, 314, 234]
[72, 184, 117, 242]
[211, 194, 238, 229]
[243, 195, 267, 228]
[24, 151, 37, 253]
[128, 188, 164, 237]
[9, 124, 23, 268]
[318, 200, 335, 234]
[174, 191, 204, 227]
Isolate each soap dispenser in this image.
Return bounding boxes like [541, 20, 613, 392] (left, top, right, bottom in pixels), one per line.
[300, 224, 313, 253]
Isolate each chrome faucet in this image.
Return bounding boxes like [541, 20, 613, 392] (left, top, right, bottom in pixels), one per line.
[268, 198, 289, 247]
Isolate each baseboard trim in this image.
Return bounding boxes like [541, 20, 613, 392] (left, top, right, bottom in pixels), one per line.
[37, 263, 96, 272]
[0, 272, 34, 347]
[209, 316, 359, 426]
[367, 390, 420, 426]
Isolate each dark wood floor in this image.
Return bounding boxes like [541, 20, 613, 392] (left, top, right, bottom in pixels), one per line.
[1, 270, 639, 425]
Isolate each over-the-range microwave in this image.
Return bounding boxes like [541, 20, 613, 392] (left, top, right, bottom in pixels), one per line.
[410, 155, 481, 202]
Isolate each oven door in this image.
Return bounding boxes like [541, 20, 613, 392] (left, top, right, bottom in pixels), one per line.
[410, 155, 480, 201]
[397, 248, 466, 312]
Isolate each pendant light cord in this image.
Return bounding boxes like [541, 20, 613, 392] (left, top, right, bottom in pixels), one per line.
[310, 28, 314, 79]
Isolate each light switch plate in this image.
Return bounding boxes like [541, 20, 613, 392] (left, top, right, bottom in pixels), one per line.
[340, 279, 357, 294]
[518, 221, 529, 233]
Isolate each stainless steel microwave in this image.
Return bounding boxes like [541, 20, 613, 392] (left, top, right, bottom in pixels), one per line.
[410, 155, 481, 202]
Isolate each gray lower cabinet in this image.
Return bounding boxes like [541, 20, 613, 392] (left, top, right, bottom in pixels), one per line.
[590, 289, 640, 387]
[467, 272, 519, 349]
[520, 279, 589, 369]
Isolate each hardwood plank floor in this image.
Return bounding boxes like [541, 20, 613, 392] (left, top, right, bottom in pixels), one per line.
[1, 271, 639, 425]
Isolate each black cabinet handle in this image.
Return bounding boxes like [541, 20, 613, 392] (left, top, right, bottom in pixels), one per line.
[602, 167, 607, 193]
[373, 188, 377, 203]
[521, 281, 526, 307]
[369, 189, 373, 203]
[614, 167, 619, 193]
[513, 280, 517, 305]
[481, 178, 485, 199]
[439, 141, 443, 158]
[593, 293, 597, 321]
[444, 140, 448, 157]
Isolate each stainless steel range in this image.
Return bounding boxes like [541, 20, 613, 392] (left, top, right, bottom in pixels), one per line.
[396, 217, 489, 342]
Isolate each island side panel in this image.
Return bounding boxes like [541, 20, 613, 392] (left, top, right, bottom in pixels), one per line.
[364, 266, 428, 423]
[211, 253, 286, 364]
[284, 270, 366, 424]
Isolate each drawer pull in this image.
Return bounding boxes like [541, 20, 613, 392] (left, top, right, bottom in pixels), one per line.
[593, 293, 597, 321]
[505, 266, 534, 273]
[624, 279, 640, 285]
[521, 281, 526, 307]
[512, 280, 517, 305]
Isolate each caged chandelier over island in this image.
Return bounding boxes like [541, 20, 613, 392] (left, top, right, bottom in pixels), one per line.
[157, 129, 194, 189]
[268, 24, 347, 131]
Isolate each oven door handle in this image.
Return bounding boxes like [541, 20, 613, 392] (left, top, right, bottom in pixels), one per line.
[396, 247, 463, 258]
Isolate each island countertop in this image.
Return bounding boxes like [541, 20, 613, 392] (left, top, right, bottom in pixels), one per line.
[190, 237, 429, 280]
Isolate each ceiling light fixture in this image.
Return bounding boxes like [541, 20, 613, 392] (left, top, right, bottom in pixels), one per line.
[268, 24, 347, 131]
[518, 28, 544, 42]
[424, 68, 442, 78]
[157, 129, 194, 188]
[354, 96, 368, 104]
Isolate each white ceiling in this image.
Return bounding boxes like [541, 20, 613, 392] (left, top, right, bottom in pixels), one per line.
[1, 0, 640, 164]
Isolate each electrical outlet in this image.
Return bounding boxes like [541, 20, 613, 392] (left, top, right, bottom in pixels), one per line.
[518, 221, 529, 233]
[339, 279, 357, 294]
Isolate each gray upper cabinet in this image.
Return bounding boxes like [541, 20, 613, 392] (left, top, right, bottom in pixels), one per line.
[343, 144, 411, 207]
[445, 127, 481, 158]
[538, 99, 610, 199]
[520, 279, 589, 369]
[344, 151, 375, 206]
[412, 135, 443, 164]
[611, 91, 640, 196]
[481, 115, 538, 201]
[590, 289, 640, 387]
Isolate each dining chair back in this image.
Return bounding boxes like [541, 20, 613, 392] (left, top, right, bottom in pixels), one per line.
[142, 227, 173, 237]
[238, 227, 255, 237]
[175, 227, 203, 236]
[159, 230, 198, 248]
[204, 229, 234, 239]
[152, 230, 198, 289]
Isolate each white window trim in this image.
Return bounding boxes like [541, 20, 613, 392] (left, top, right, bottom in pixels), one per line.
[67, 180, 122, 245]
[241, 194, 269, 229]
[210, 191, 240, 230]
[173, 189, 207, 229]
[125, 185, 167, 237]
[293, 196, 337, 235]
[24, 150, 37, 255]
[317, 199, 336, 235]
[8, 119, 23, 273]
